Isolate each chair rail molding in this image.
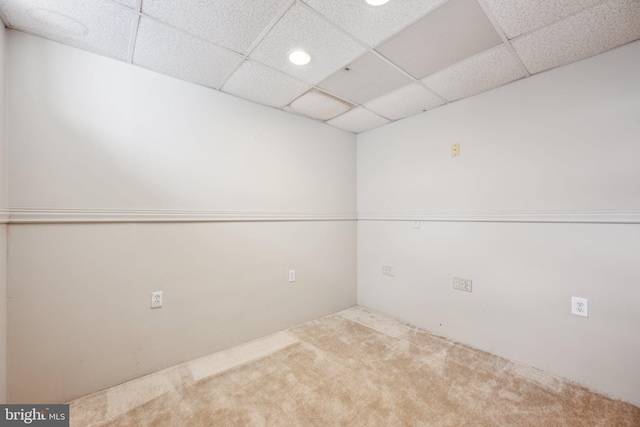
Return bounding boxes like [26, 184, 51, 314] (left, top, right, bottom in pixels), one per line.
[5, 208, 640, 224]
[7, 207, 358, 223]
[357, 210, 640, 224]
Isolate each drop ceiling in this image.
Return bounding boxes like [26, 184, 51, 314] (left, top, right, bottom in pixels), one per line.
[0, 0, 638, 134]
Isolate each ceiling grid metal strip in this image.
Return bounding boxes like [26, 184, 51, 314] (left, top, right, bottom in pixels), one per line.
[475, 0, 530, 78]
[126, 0, 143, 63]
[217, 0, 297, 91]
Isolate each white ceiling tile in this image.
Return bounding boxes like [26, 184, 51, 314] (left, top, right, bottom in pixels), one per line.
[222, 60, 310, 109]
[133, 17, 244, 89]
[365, 83, 445, 121]
[0, 0, 135, 61]
[483, 0, 602, 39]
[111, 0, 137, 9]
[327, 107, 390, 134]
[422, 45, 525, 101]
[376, 0, 502, 79]
[512, 0, 640, 75]
[301, 0, 445, 47]
[286, 88, 354, 121]
[317, 52, 413, 105]
[249, 2, 367, 85]
[141, 0, 290, 54]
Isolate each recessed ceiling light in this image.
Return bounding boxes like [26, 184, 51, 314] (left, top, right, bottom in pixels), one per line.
[288, 50, 311, 66]
[365, 0, 391, 6]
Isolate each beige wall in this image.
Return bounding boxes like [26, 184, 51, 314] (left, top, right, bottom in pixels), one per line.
[9, 221, 356, 403]
[0, 25, 8, 404]
[6, 31, 357, 403]
[7, 31, 355, 213]
[0, 225, 6, 404]
[357, 41, 640, 406]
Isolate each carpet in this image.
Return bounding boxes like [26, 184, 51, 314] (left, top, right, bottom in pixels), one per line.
[69, 306, 640, 426]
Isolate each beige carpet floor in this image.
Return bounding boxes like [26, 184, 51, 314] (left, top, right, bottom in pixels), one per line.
[70, 306, 640, 426]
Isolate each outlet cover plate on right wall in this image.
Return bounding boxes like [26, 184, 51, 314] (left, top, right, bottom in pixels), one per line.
[571, 296, 588, 317]
[453, 277, 472, 292]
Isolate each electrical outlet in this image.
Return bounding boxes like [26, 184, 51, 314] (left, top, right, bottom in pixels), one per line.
[571, 297, 588, 317]
[382, 265, 395, 277]
[289, 270, 296, 282]
[451, 144, 460, 157]
[453, 277, 472, 292]
[151, 291, 163, 308]
[412, 221, 421, 229]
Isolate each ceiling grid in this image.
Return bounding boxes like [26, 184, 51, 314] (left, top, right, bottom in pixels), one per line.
[0, 0, 638, 133]
[474, 0, 530, 77]
[217, 0, 297, 91]
[125, 0, 142, 63]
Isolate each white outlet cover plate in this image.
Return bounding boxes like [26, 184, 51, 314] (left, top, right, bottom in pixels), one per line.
[151, 291, 163, 309]
[453, 277, 472, 292]
[289, 270, 296, 282]
[382, 265, 395, 277]
[571, 296, 588, 317]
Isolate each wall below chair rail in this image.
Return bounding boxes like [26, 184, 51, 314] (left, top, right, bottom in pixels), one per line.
[358, 220, 640, 405]
[5, 31, 357, 403]
[0, 226, 6, 404]
[357, 41, 640, 406]
[9, 221, 356, 403]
